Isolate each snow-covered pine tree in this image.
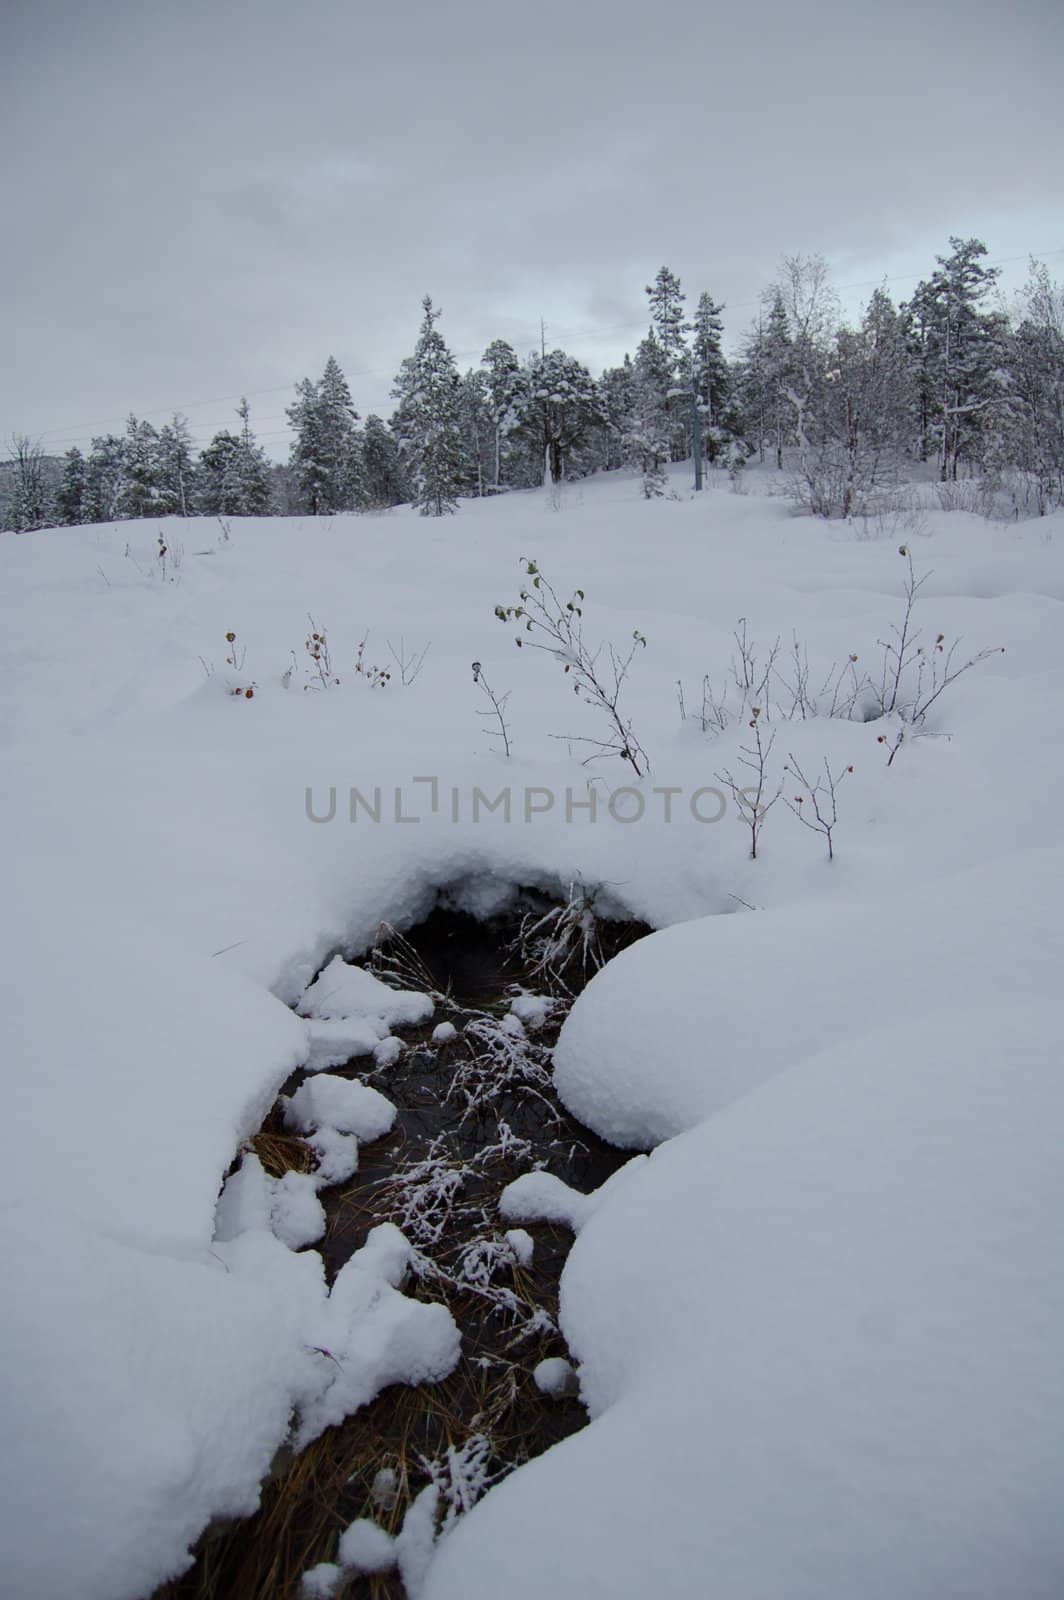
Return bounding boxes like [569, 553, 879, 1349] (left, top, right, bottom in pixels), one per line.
[361, 414, 406, 508]
[197, 430, 239, 515]
[737, 293, 793, 467]
[57, 447, 87, 525]
[155, 413, 196, 516]
[83, 434, 125, 522]
[317, 355, 363, 509]
[509, 348, 603, 485]
[287, 358, 362, 514]
[646, 266, 691, 459]
[624, 335, 673, 496]
[117, 416, 164, 519]
[286, 378, 325, 514]
[220, 398, 273, 515]
[391, 297, 464, 516]
[599, 355, 638, 471]
[480, 339, 522, 489]
[458, 368, 492, 497]
[691, 292, 735, 462]
[902, 238, 1004, 481]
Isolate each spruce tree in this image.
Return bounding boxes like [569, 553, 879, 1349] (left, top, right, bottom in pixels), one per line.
[625, 335, 673, 496]
[286, 358, 362, 514]
[57, 447, 87, 525]
[391, 297, 464, 516]
[599, 355, 638, 471]
[691, 292, 735, 461]
[117, 416, 163, 519]
[902, 238, 1004, 480]
[155, 413, 196, 516]
[361, 414, 406, 508]
[83, 434, 125, 522]
[480, 340, 522, 489]
[458, 368, 492, 496]
[220, 398, 273, 515]
[646, 266, 691, 459]
[510, 348, 603, 484]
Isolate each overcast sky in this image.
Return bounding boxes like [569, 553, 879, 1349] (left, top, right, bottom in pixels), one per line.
[3, 0, 1062, 460]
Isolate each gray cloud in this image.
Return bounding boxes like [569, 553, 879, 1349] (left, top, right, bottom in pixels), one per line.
[3, 0, 1062, 455]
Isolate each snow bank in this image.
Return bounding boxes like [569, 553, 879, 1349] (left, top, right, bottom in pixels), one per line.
[425, 1004, 1064, 1599]
[553, 846, 1064, 1147]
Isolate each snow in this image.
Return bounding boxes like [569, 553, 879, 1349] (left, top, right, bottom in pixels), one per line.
[299, 1563, 344, 1598]
[298, 954, 434, 1027]
[337, 1517, 398, 1573]
[284, 1073, 397, 1140]
[214, 1153, 325, 1249]
[1, 466, 1062, 1597]
[509, 990, 553, 1029]
[305, 1016, 383, 1069]
[532, 1357, 576, 1397]
[425, 1005, 1064, 1600]
[500, 1162, 646, 1234]
[504, 1226, 535, 1266]
[297, 1224, 461, 1447]
[306, 1125, 360, 1187]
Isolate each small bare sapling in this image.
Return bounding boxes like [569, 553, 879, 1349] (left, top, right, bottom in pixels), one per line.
[496, 559, 649, 776]
[783, 753, 852, 860]
[472, 662, 512, 757]
[715, 706, 781, 860]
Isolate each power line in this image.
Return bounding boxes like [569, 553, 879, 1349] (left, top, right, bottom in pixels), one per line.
[16, 244, 1063, 455]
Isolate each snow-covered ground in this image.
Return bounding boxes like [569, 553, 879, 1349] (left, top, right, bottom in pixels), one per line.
[1, 466, 1062, 1597]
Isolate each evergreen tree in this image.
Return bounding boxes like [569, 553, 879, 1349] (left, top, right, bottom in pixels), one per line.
[83, 434, 125, 522]
[599, 355, 639, 471]
[646, 266, 689, 378]
[391, 297, 464, 516]
[57, 447, 87, 525]
[646, 266, 690, 458]
[155, 413, 196, 516]
[738, 293, 793, 467]
[286, 357, 362, 514]
[220, 398, 273, 515]
[361, 414, 406, 508]
[480, 339, 522, 488]
[510, 348, 603, 484]
[197, 430, 240, 514]
[286, 377, 326, 514]
[458, 368, 492, 497]
[624, 335, 673, 496]
[691, 292, 735, 461]
[117, 415, 163, 519]
[902, 238, 1004, 480]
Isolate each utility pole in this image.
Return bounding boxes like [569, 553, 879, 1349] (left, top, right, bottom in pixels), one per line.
[691, 386, 703, 490]
[540, 318, 547, 359]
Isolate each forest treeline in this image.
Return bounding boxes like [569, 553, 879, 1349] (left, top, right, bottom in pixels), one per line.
[4, 239, 1062, 529]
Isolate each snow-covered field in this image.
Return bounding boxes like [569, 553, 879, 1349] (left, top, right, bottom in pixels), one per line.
[1, 467, 1062, 1598]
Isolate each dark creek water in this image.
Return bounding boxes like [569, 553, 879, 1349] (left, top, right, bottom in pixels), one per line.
[158, 894, 650, 1600]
